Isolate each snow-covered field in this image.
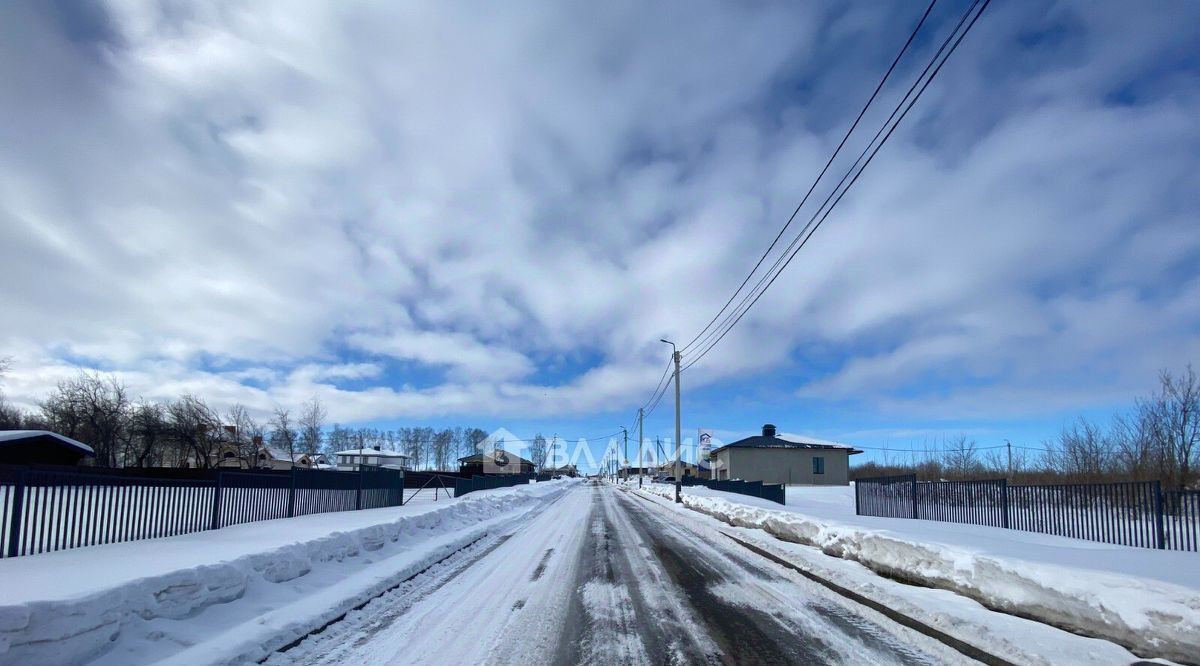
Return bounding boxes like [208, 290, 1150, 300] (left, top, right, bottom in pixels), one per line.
[638, 481, 1200, 663]
[0, 479, 564, 666]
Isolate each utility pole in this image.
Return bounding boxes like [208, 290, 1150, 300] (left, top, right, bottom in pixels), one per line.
[621, 427, 629, 482]
[1005, 439, 1012, 479]
[661, 339, 682, 504]
[637, 407, 644, 489]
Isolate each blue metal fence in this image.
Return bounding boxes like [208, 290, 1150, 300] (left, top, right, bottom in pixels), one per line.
[0, 463, 405, 558]
[855, 474, 1200, 552]
[681, 476, 786, 505]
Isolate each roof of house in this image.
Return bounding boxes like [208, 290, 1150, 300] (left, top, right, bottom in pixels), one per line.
[457, 449, 534, 465]
[334, 448, 409, 458]
[0, 430, 96, 456]
[712, 431, 863, 455]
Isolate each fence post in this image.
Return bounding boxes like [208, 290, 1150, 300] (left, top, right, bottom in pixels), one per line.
[210, 471, 224, 530]
[1154, 480, 1165, 550]
[287, 468, 296, 518]
[853, 479, 860, 516]
[355, 469, 363, 511]
[911, 475, 918, 519]
[6, 469, 27, 557]
[1001, 479, 1009, 529]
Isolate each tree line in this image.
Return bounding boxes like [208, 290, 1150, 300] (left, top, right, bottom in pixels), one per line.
[851, 366, 1200, 490]
[0, 361, 545, 471]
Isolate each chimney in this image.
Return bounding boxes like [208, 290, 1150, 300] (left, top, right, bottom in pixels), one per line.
[762, 424, 776, 438]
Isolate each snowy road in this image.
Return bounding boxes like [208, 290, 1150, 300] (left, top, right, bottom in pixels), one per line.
[269, 481, 972, 665]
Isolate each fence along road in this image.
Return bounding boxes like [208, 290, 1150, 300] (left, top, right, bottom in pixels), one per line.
[275, 481, 971, 666]
[855, 474, 1200, 551]
[0, 463, 406, 558]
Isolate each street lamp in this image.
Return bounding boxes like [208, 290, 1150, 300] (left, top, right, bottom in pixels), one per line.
[660, 338, 682, 504]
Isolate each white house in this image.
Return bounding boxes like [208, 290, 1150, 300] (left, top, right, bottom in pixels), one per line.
[334, 447, 411, 471]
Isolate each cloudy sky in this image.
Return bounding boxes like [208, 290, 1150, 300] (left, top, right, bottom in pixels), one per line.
[1, 0, 1198, 468]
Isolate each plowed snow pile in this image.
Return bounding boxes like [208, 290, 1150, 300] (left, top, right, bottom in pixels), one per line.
[0, 480, 568, 666]
[639, 482, 1200, 663]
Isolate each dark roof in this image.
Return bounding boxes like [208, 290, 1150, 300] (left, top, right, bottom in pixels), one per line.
[712, 434, 862, 456]
[457, 449, 534, 465]
[0, 430, 95, 456]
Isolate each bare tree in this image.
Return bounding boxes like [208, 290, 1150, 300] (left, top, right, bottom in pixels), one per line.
[298, 396, 327, 455]
[226, 403, 264, 467]
[327, 423, 351, 458]
[400, 427, 427, 469]
[1137, 366, 1200, 490]
[127, 401, 170, 467]
[40, 372, 130, 467]
[432, 428, 454, 470]
[943, 436, 982, 479]
[0, 356, 23, 430]
[1111, 412, 1157, 482]
[269, 407, 298, 461]
[1041, 418, 1113, 483]
[530, 433, 548, 470]
[167, 395, 220, 468]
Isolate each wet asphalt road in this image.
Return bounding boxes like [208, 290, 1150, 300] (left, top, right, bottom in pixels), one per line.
[553, 483, 961, 665]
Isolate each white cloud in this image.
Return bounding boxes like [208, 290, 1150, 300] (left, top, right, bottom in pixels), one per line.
[0, 0, 1197, 426]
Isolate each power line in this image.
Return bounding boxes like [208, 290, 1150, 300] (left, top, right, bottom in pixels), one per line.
[680, 0, 940, 357]
[683, 0, 987, 372]
[682, 0, 991, 373]
[638, 359, 674, 414]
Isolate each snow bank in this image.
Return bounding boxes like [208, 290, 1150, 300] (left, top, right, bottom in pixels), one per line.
[639, 483, 1200, 663]
[0, 480, 568, 666]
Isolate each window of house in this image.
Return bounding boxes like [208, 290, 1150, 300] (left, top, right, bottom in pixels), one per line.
[812, 456, 825, 475]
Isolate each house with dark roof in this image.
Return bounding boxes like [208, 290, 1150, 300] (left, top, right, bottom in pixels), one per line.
[458, 449, 535, 476]
[0, 430, 96, 466]
[711, 424, 862, 485]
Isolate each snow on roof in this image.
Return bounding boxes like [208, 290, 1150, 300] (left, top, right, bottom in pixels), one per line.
[774, 432, 857, 450]
[0, 430, 96, 456]
[334, 448, 409, 458]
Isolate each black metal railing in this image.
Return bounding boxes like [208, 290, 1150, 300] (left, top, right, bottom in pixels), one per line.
[0, 463, 405, 558]
[854, 474, 1200, 551]
[680, 476, 786, 505]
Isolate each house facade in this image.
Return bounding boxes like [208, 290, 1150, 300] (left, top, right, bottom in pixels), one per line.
[334, 447, 411, 471]
[712, 424, 861, 486]
[458, 449, 535, 476]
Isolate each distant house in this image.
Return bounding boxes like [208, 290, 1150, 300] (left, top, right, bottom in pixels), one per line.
[656, 461, 700, 478]
[213, 441, 245, 469]
[712, 424, 862, 485]
[0, 430, 96, 466]
[334, 447, 411, 471]
[458, 449, 535, 476]
[256, 447, 318, 470]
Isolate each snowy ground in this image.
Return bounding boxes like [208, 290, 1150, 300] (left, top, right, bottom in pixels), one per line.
[637, 480, 1199, 663]
[2, 478, 1190, 665]
[273, 480, 973, 665]
[0, 480, 556, 666]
